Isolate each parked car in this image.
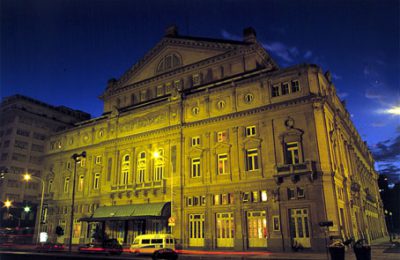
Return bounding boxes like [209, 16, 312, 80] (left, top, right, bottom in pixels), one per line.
[130, 234, 175, 255]
[35, 242, 65, 252]
[78, 238, 123, 255]
[152, 248, 178, 260]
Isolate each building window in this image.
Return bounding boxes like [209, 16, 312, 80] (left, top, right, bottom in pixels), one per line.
[156, 85, 164, 97]
[64, 177, 70, 193]
[192, 74, 201, 86]
[244, 93, 254, 103]
[80, 158, 86, 167]
[281, 83, 289, 95]
[243, 192, 250, 202]
[273, 216, 280, 231]
[93, 173, 100, 190]
[246, 149, 259, 171]
[137, 152, 146, 183]
[271, 85, 280, 97]
[252, 191, 259, 202]
[288, 188, 295, 200]
[156, 53, 182, 73]
[216, 100, 226, 110]
[291, 80, 300, 93]
[191, 136, 200, 147]
[154, 149, 164, 181]
[285, 142, 300, 164]
[174, 80, 182, 90]
[261, 190, 268, 202]
[246, 126, 256, 137]
[217, 131, 227, 142]
[297, 187, 305, 198]
[191, 158, 201, 178]
[95, 156, 102, 165]
[217, 154, 228, 175]
[187, 197, 193, 206]
[214, 194, 221, 205]
[48, 180, 53, 193]
[192, 106, 200, 115]
[121, 154, 130, 185]
[67, 162, 71, 170]
[78, 175, 84, 191]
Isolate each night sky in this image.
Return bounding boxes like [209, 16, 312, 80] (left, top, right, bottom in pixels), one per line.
[1, 0, 399, 183]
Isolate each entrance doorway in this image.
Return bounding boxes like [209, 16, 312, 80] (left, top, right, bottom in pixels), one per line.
[189, 214, 205, 247]
[247, 211, 267, 247]
[216, 212, 234, 247]
[289, 208, 311, 248]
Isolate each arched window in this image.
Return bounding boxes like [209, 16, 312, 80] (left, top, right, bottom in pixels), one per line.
[153, 149, 164, 182]
[156, 53, 182, 74]
[121, 154, 130, 185]
[137, 152, 146, 184]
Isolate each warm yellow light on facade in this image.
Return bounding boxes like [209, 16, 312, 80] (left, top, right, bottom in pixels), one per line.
[153, 151, 160, 158]
[4, 200, 12, 208]
[23, 173, 31, 181]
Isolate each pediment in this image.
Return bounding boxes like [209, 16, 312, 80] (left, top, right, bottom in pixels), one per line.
[243, 137, 262, 148]
[117, 37, 242, 88]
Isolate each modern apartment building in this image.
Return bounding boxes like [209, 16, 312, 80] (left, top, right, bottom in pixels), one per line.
[42, 27, 387, 251]
[0, 95, 90, 233]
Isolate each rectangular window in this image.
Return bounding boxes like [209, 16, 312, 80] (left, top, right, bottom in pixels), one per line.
[243, 192, 250, 203]
[261, 190, 268, 202]
[285, 142, 300, 164]
[246, 149, 259, 171]
[191, 158, 201, 178]
[191, 136, 200, 147]
[297, 187, 305, 198]
[271, 85, 280, 97]
[16, 129, 30, 137]
[214, 194, 221, 205]
[288, 188, 295, 200]
[95, 156, 102, 164]
[192, 74, 201, 86]
[156, 85, 164, 97]
[94, 173, 100, 190]
[193, 196, 199, 206]
[291, 80, 300, 93]
[107, 158, 112, 181]
[217, 131, 227, 142]
[222, 194, 228, 205]
[78, 175, 84, 191]
[252, 191, 259, 202]
[187, 197, 193, 206]
[246, 126, 256, 137]
[154, 165, 163, 181]
[48, 180, 53, 193]
[273, 216, 280, 231]
[281, 83, 289, 95]
[217, 154, 228, 175]
[64, 177, 70, 193]
[14, 140, 28, 149]
[174, 80, 182, 90]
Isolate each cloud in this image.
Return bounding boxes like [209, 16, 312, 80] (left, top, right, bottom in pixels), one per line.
[331, 73, 342, 80]
[371, 132, 400, 162]
[304, 50, 312, 59]
[337, 91, 349, 99]
[371, 121, 387, 127]
[221, 30, 241, 41]
[378, 163, 400, 183]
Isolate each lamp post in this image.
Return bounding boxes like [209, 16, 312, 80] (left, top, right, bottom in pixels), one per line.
[23, 174, 45, 244]
[69, 151, 86, 253]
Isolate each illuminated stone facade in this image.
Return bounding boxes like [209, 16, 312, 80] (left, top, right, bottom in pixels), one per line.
[43, 27, 387, 251]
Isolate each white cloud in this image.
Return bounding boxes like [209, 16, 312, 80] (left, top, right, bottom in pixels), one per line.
[304, 50, 312, 59]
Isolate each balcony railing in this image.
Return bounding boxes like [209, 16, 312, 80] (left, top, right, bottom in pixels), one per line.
[275, 160, 315, 175]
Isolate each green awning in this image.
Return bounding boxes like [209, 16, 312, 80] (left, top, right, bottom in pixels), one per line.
[80, 202, 170, 222]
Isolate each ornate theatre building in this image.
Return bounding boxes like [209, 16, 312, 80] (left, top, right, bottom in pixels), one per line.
[42, 27, 387, 251]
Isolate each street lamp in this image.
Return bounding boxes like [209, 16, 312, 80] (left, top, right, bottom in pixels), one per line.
[69, 151, 86, 253]
[4, 199, 12, 209]
[23, 173, 45, 244]
[153, 150, 174, 233]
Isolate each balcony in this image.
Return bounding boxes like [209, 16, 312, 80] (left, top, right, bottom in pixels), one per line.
[274, 160, 316, 184]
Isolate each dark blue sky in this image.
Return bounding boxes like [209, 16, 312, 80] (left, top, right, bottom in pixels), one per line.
[1, 0, 399, 182]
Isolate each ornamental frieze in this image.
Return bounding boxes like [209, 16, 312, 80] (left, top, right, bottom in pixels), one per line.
[120, 112, 168, 132]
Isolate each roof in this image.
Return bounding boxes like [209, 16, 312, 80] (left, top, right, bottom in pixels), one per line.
[80, 202, 170, 222]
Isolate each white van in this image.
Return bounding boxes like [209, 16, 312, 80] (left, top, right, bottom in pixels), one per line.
[129, 234, 175, 255]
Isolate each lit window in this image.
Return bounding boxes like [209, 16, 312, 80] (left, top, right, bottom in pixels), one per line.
[78, 175, 84, 191]
[246, 149, 259, 171]
[252, 191, 259, 202]
[285, 142, 300, 164]
[121, 155, 130, 185]
[291, 80, 300, 93]
[80, 158, 86, 167]
[271, 85, 280, 97]
[191, 158, 201, 178]
[214, 194, 221, 205]
[137, 152, 146, 184]
[222, 194, 228, 205]
[191, 136, 200, 147]
[93, 173, 100, 190]
[217, 131, 227, 142]
[261, 190, 268, 202]
[154, 149, 164, 181]
[246, 126, 256, 137]
[281, 83, 289, 95]
[64, 177, 70, 193]
[217, 154, 228, 175]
